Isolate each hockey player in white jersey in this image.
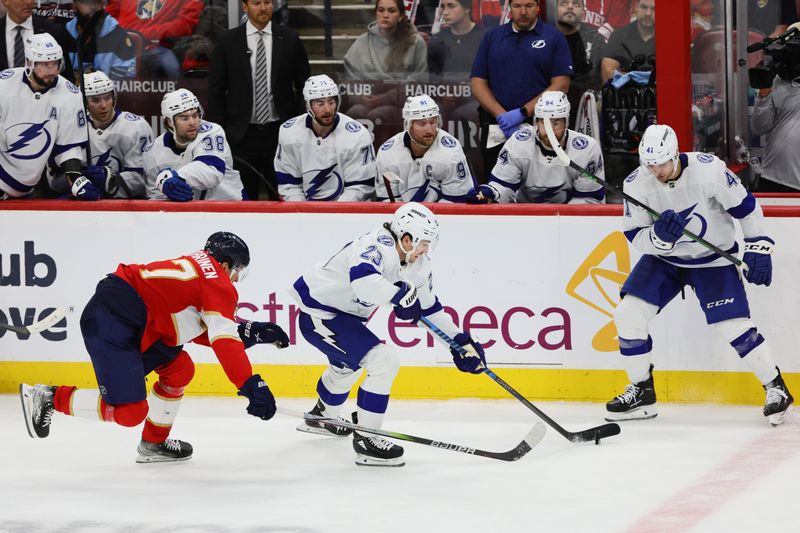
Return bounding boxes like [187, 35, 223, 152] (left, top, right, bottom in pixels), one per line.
[466, 91, 605, 204]
[0, 33, 95, 201]
[82, 71, 153, 199]
[606, 124, 793, 425]
[376, 95, 476, 202]
[288, 203, 486, 466]
[275, 74, 376, 201]
[145, 89, 243, 201]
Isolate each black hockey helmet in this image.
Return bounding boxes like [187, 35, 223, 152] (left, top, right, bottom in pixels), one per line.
[204, 232, 250, 272]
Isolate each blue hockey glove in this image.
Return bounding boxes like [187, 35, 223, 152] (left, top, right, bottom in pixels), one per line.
[84, 165, 119, 195]
[391, 281, 421, 322]
[238, 320, 290, 349]
[497, 108, 525, 137]
[156, 169, 193, 202]
[450, 333, 486, 374]
[742, 237, 774, 286]
[466, 184, 497, 204]
[70, 176, 101, 201]
[652, 209, 688, 245]
[237, 373, 276, 420]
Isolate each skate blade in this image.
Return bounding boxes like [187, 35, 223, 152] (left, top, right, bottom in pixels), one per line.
[768, 410, 790, 426]
[604, 405, 658, 422]
[296, 422, 351, 437]
[355, 455, 405, 467]
[19, 384, 37, 439]
[135, 454, 192, 464]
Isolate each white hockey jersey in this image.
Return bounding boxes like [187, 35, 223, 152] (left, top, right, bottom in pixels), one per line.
[288, 225, 460, 339]
[486, 126, 605, 204]
[0, 69, 85, 198]
[145, 120, 243, 201]
[623, 152, 765, 268]
[89, 110, 153, 199]
[375, 130, 475, 202]
[275, 114, 376, 201]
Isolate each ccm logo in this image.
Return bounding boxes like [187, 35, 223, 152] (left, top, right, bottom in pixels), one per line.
[706, 298, 734, 309]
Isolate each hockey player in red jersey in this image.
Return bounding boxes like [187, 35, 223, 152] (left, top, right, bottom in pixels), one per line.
[20, 232, 289, 463]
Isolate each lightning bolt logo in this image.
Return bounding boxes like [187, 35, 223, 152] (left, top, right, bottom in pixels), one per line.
[7, 121, 52, 160]
[675, 204, 708, 244]
[93, 149, 121, 171]
[304, 164, 344, 201]
[311, 317, 347, 354]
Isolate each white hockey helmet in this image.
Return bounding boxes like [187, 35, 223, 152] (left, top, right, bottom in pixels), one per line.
[24, 33, 64, 76]
[390, 202, 440, 255]
[639, 124, 679, 168]
[534, 91, 570, 120]
[402, 95, 441, 131]
[303, 74, 339, 116]
[83, 71, 115, 99]
[161, 89, 204, 130]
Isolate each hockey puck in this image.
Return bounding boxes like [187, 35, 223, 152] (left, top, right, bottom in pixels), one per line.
[594, 430, 600, 445]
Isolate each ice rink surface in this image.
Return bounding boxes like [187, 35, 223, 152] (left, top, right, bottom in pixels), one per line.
[1, 395, 798, 533]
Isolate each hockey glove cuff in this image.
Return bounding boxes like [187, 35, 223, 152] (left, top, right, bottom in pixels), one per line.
[237, 374, 276, 420]
[238, 320, 290, 349]
[450, 333, 486, 374]
[71, 176, 101, 201]
[743, 237, 774, 286]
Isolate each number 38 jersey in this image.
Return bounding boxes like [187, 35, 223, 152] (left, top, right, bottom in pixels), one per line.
[144, 120, 243, 200]
[114, 250, 252, 388]
[376, 130, 475, 203]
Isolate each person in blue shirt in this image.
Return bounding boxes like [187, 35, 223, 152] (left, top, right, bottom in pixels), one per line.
[64, 0, 136, 79]
[470, 0, 573, 183]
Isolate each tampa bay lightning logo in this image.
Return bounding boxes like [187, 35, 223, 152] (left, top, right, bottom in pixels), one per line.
[304, 164, 343, 200]
[515, 129, 531, 141]
[696, 153, 714, 164]
[625, 168, 639, 182]
[345, 121, 361, 133]
[0, 69, 13, 80]
[440, 135, 457, 148]
[198, 122, 213, 133]
[381, 138, 395, 151]
[6, 121, 52, 160]
[66, 81, 79, 94]
[677, 203, 708, 243]
[282, 118, 297, 128]
[572, 137, 589, 150]
[93, 149, 121, 172]
[377, 235, 394, 247]
[123, 112, 141, 122]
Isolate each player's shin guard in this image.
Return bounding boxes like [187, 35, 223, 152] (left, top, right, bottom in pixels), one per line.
[142, 381, 184, 444]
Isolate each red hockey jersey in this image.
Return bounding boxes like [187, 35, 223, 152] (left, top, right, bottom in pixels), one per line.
[106, 0, 202, 48]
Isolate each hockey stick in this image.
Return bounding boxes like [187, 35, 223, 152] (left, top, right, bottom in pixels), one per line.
[542, 118, 744, 268]
[233, 155, 281, 201]
[381, 171, 400, 203]
[0, 307, 70, 335]
[278, 406, 546, 462]
[419, 316, 621, 444]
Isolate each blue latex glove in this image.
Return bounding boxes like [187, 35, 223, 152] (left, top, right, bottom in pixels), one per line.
[653, 209, 687, 243]
[84, 165, 116, 194]
[497, 108, 525, 138]
[450, 333, 486, 374]
[391, 281, 421, 322]
[466, 184, 497, 204]
[70, 176, 101, 201]
[156, 169, 193, 202]
[238, 320, 290, 349]
[237, 374, 276, 420]
[742, 237, 774, 286]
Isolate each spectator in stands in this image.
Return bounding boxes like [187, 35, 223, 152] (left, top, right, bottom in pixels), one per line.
[470, 0, 572, 183]
[106, 0, 203, 78]
[65, 0, 136, 78]
[1, 0, 74, 79]
[747, 0, 797, 38]
[556, 0, 605, 128]
[174, 3, 226, 74]
[470, 0, 502, 28]
[32, 0, 74, 25]
[343, 0, 427, 81]
[208, 0, 309, 200]
[750, 56, 800, 192]
[600, 0, 654, 84]
[581, 0, 630, 42]
[427, 0, 486, 82]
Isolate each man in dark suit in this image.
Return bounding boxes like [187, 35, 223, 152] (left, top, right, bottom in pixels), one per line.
[1, 0, 74, 80]
[208, 0, 309, 201]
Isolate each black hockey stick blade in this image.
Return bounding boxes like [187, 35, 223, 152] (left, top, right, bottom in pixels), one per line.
[0, 307, 69, 335]
[278, 407, 546, 462]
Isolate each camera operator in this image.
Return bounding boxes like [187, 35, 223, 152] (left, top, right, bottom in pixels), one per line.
[750, 22, 800, 192]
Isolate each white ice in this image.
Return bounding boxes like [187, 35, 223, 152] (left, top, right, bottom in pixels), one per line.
[1, 396, 798, 533]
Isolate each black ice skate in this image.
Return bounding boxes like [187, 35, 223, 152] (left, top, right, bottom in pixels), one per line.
[136, 438, 193, 463]
[763, 368, 794, 426]
[351, 412, 404, 467]
[605, 365, 658, 421]
[20, 383, 56, 438]
[296, 400, 353, 437]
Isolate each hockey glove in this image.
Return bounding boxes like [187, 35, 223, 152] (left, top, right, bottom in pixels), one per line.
[651, 209, 688, 248]
[742, 237, 774, 286]
[84, 165, 120, 196]
[237, 373, 276, 420]
[70, 176, 101, 201]
[391, 281, 422, 322]
[238, 320, 290, 349]
[450, 333, 486, 374]
[465, 184, 497, 204]
[156, 169, 193, 202]
[497, 108, 525, 138]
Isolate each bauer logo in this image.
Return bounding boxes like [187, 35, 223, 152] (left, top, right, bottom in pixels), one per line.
[565, 232, 631, 352]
